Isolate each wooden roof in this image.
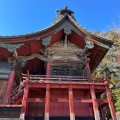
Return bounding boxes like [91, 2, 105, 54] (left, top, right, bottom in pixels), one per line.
[0, 6, 113, 74]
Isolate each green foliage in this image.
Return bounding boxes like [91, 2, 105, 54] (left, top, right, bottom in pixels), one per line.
[93, 29, 120, 113]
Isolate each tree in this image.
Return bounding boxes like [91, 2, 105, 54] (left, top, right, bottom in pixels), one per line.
[93, 29, 120, 114]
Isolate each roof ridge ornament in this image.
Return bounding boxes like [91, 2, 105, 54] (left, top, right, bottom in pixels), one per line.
[56, 5, 74, 15]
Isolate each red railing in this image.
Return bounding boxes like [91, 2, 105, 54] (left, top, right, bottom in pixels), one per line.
[22, 73, 88, 81]
[8, 84, 24, 104]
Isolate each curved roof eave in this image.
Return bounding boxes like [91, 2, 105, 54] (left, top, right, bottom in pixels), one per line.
[0, 14, 113, 47]
[67, 15, 113, 46]
[0, 15, 68, 42]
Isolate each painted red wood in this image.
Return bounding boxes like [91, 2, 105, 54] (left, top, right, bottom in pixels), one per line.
[27, 82, 106, 90]
[46, 62, 51, 76]
[99, 105, 105, 120]
[69, 85, 75, 120]
[105, 86, 116, 120]
[86, 58, 92, 81]
[68, 31, 85, 49]
[3, 71, 15, 105]
[44, 84, 50, 120]
[73, 89, 93, 116]
[49, 89, 69, 116]
[0, 80, 8, 104]
[90, 86, 100, 120]
[20, 84, 29, 119]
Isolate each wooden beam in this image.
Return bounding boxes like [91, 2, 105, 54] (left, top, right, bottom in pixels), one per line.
[46, 62, 51, 75]
[74, 99, 92, 103]
[24, 98, 93, 103]
[20, 84, 29, 119]
[44, 84, 50, 120]
[26, 98, 45, 102]
[97, 99, 108, 104]
[3, 70, 15, 105]
[90, 86, 100, 120]
[99, 104, 106, 120]
[0, 104, 22, 107]
[58, 98, 69, 102]
[105, 86, 116, 120]
[27, 82, 106, 90]
[69, 85, 75, 120]
[86, 58, 92, 81]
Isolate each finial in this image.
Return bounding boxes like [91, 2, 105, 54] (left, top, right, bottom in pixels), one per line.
[65, 4, 68, 9]
[56, 5, 74, 15]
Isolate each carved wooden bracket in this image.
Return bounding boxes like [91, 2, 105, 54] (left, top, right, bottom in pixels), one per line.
[0, 43, 24, 52]
[84, 37, 94, 49]
[55, 20, 82, 36]
[42, 36, 52, 46]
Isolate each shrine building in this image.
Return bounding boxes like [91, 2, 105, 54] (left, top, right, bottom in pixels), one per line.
[0, 6, 116, 120]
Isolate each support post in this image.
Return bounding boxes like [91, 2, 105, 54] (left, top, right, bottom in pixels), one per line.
[69, 85, 75, 120]
[20, 84, 29, 119]
[99, 105, 105, 120]
[90, 86, 100, 120]
[3, 70, 15, 105]
[86, 58, 92, 81]
[105, 86, 116, 120]
[46, 62, 51, 76]
[97, 96, 105, 120]
[44, 84, 50, 120]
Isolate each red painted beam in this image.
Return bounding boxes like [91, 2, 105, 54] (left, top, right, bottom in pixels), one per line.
[97, 99, 108, 104]
[69, 85, 75, 120]
[86, 58, 92, 81]
[27, 82, 106, 90]
[58, 98, 69, 102]
[11, 96, 23, 105]
[3, 70, 15, 105]
[46, 62, 51, 76]
[105, 86, 116, 120]
[44, 84, 50, 120]
[20, 84, 29, 119]
[26, 98, 45, 102]
[0, 105, 22, 107]
[99, 104, 106, 120]
[90, 86, 100, 120]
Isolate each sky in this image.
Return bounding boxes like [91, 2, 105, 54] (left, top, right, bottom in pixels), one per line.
[0, 0, 120, 36]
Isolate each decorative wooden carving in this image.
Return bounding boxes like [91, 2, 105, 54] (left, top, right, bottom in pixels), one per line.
[44, 39, 86, 62]
[51, 64, 84, 76]
[0, 43, 24, 52]
[84, 36, 110, 49]
[55, 20, 82, 36]
[84, 37, 94, 49]
[42, 36, 52, 46]
[64, 26, 71, 35]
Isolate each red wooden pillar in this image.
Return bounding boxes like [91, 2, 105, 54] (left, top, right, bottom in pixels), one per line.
[90, 86, 100, 120]
[44, 84, 50, 120]
[86, 58, 92, 81]
[99, 104, 105, 120]
[105, 86, 116, 120]
[3, 70, 15, 105]
[69, 85, 75, 120]
[46, 62, 51, 76]
[97, 95, 105, 120]
[20, 84, 29, 119]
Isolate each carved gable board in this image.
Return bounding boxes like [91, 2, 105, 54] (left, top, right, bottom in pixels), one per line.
[46, 39, 86, 62]
[45, 38, 87, 76]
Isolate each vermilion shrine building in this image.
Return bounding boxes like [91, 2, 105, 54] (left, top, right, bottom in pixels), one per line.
[0, 6, 116, 120]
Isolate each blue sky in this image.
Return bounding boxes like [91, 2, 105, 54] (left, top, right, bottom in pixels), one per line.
[0, 0, 120, 36]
